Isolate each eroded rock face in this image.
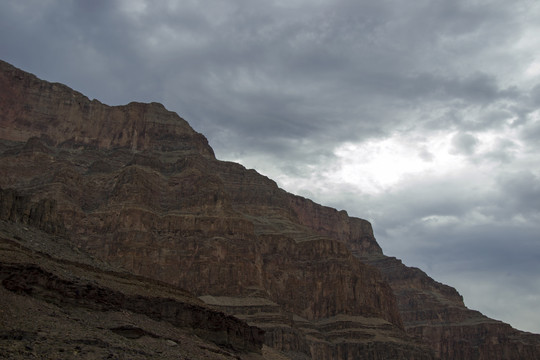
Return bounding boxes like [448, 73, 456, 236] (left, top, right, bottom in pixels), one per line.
[0, 60, 213, 156]
[0, 187, 64, 234]
[0, 134, 422, 359]
[360, 255, 540, 359]
[1, 58, 539, 359]
[0, 262, 264, 353]
[0, 221, 265, 359]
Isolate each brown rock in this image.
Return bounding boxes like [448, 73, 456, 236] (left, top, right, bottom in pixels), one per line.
[0, 187, 64, 234]
[0, 60, 213, 156]
[361, 255, 540, 359]
[1, 58, 539, 359]
[0, 222, 265, 359]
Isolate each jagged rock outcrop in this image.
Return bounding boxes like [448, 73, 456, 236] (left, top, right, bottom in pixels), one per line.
[1, 58, 539, 359]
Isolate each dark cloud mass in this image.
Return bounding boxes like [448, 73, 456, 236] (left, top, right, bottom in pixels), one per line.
[1, 0, 539, 333]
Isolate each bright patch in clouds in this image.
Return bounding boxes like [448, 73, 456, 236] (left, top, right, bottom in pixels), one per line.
[331, 134, 461, 194]
[525, 59, 540, 77]
[246, 125, 522, 203]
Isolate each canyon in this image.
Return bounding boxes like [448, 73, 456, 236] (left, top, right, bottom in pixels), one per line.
[1, 59, 539, 359]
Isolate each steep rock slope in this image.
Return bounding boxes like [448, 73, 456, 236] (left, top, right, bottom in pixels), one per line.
[1, 59, 539, 359]
[360, 255, 540, 359]
[0, 189, 266, 359]
[0, 59, 432, 359]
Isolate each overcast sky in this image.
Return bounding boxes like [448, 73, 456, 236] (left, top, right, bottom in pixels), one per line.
[2, 0, 539, 333]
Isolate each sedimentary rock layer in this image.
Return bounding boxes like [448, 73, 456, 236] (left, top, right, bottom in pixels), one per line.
[0, 219, 265, 359]
[1, 59, 539, 359]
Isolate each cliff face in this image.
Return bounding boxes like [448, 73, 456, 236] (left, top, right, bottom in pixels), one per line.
[0, 192, 265, 359]
[0, 187, 64, 234]
[360, 255, 540, 360]
[1, 59, 539, 359]
[0, 60, 213, 156]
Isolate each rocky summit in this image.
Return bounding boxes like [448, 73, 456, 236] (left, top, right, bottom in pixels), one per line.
[1, 59, 539, 359]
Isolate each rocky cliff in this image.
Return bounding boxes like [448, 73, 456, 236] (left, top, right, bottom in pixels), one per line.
[0, 190, 266, 359]
[360, 255, 540, 359]
[1, 58, 539, 359]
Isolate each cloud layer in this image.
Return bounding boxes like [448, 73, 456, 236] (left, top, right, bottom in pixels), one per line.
[1, 0, 539, 333]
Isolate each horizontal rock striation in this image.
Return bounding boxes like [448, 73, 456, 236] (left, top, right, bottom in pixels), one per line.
[361, 255, 540, 359]
[0, 262, 264, 353]
[0, 59, 431, 359]
[0, 60, 213, 156]
[0, 221, 266, 359]
[0, 134, 424, 358]
[1, 58, 539, 359]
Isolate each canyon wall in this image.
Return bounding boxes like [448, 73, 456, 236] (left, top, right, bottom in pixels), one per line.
[1, 59, 539, 359]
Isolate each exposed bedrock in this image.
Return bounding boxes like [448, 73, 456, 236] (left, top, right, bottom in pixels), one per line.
[2, 58, 540, 359]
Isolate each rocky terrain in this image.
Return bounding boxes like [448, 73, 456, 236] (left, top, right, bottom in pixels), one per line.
[1, 58, 540, 359]
[0, 191, 266, 359]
